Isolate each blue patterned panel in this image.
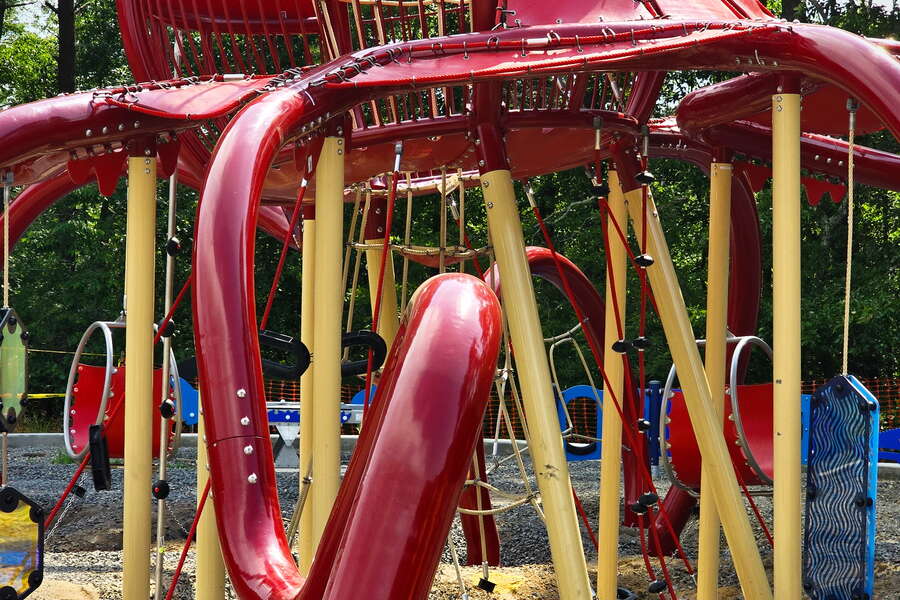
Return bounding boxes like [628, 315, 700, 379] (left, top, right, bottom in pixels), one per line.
[803, 375, 879, 600]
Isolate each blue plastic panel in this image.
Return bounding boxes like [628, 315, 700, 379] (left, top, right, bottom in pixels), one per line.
[803, 375, 879, 600]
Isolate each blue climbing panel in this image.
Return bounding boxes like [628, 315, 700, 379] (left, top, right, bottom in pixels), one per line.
[803, 375, 879, 600]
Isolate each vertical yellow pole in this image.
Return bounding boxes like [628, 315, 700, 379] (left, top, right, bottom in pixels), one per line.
[311, 135, 344, 549]
[625, 186, 771, 600]
[122, 153, 157, 600]
[195, 397, 225, 600]
[298, 210, 316, 574]
[596, 171, 627, 599]
[364, 241, 399, 350]
[697, 160, 732, 600]
[481, 169, 592, 600]
[772, 91, 802, 600]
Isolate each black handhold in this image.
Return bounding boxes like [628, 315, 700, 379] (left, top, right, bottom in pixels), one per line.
[477, 578, 496, 593]
[648, 579, 667, 594]
[639, 492, 659, 507]
[611, 339, 633, 354]
[637, 419, 651, 432]
[152, 479, 170, 500]
[616, 588, 638, 600]
[159, 398, 176, 420]
[0, 586, 18, 600]
[635, 254, 655, 268]
[165, 236, 182, 256]
[27, 570, 42, 589]
[632, 336, 650, 351]
[0, 488, 17, 513]
[158, 318, 176, 338]
[629, 501, 647, 514]
[89, 425, 112, 491]
[635, 170, 655, 185]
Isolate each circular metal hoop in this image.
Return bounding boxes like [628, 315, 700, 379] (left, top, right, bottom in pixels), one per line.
[63, 320, 184, 459]
[659, 335, 774, 494]
[63, 320, 121, 459]
[728, 335, 773, 485]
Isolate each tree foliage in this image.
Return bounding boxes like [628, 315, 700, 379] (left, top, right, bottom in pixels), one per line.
[0, 0, 897, 430]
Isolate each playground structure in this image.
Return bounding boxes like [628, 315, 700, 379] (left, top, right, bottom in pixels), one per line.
[0, 0, 898, 599]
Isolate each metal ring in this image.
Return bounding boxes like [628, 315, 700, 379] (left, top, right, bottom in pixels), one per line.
[63, 320, 124, 459]
[728, 335, 774, 485]
[660, 363, 700, 497]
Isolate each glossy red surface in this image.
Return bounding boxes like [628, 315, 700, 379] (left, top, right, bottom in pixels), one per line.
[70, 364, 172, 459]
[668, 384, 774, 487]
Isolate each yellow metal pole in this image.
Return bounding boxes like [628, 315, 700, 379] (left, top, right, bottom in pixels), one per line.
[311, 135, 344, 549]
[772, 90, 802, 600]
[298, 210, 316, 575]
[364, 240, 399, 349]
[596, 170, 627, 600]
[481, 169, 592, 600]
[195, 397, 225, 600]
[697, 160, 732, 600]
[625, 185, 772, 600]
[122, 152, 157, 600]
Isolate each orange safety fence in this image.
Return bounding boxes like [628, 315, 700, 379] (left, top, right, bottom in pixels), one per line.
[259, 377, 900, 437]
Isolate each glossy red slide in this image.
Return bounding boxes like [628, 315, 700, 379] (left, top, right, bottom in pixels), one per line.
[195, 273, 502, 600]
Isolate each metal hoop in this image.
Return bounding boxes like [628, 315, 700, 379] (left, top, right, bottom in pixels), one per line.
[63, 320, 122, 459]
[659, 335, 774, 493]
[728, 335, 773, 485]
[63, 320, 184, 458]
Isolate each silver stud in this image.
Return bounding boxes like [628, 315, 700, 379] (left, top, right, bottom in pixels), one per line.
[237, 388, 247, 398]
[243, 445, 254, 455]
[101, 126, 109, 135]
[240, 416, 250, 426]
[247, 473, 258, 483]
[85, 129, 93, 137]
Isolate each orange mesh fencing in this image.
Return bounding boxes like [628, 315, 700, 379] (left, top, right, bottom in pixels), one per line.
[257, 377, 900, 436]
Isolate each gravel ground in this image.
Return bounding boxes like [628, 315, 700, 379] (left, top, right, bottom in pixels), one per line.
[4, 445, 899, 599]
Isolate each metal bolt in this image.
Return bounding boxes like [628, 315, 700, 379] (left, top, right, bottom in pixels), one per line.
[133, 121, 140, 128]
[85, 129, 93, 137]
[240, 416, 250, 426]
[237, 388, 247, 398]
[478, 160, 485, 167]
[144, 169, 151, 174]
[101, 126, 109, 135]
[337, 139, 343, 145]
[243, 445, 254, 455]
[145, 149, 152, 157]
[144, 158, 151, 164]
[775, 95, 783, 102]
[337, 149, 343, 155]
[486, 202, 494, 209]
[118, 124, 125, 131]
[248, 473, 258, 484]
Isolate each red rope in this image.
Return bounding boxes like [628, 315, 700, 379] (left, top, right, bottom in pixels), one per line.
[164, 479, 212, 600]
[260, 178, 310, 331]
[571, 487, 598, 550]
[363, 171, 401, 412]
[44, 454, 89, 528]
[531, 201, 693, 576]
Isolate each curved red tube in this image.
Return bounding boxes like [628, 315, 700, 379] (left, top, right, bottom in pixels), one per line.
[300, 274, 501, 599]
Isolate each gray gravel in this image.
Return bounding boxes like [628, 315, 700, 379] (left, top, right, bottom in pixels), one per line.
[3, 445, 899, 598]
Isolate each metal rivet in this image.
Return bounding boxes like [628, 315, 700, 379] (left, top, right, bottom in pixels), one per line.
[487, 202, 494, 209]
[133, 121, 141, 128]
[237, 388, 247, 398]
[144, 169, 151, 174]
[243, 445, 254, 455]
[85, 129, 93, 137]
[478, 160, 485, 167]
[248, 473, 258, 483]
[240, 416, 250, 425]
[118, 124, 125, 131]
[337, 149, 343, 155]
[101, 126, 109, 134]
